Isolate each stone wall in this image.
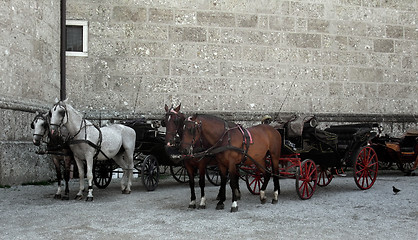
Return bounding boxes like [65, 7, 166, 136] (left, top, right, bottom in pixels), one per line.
[65, 0, 417, 119]
[0, 0, 60, 185]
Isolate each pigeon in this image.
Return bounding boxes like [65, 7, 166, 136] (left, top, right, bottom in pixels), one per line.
[392, 186, 401, 195]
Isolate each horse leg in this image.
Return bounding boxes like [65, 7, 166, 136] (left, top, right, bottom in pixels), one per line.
[85, 156, 94, 201]
[114, 153, 133, 194]
[260, 171, 271, 204]
[62, 155, 71, 200]
[229, 165, 240, 212]
[198, 161, 206, 209]
[74, 157, 85, 200]
[216, 165, 228, 210]
[186, 160, 197, 209]
[271, 158, 280, 204]
[52, 156, 62, 199]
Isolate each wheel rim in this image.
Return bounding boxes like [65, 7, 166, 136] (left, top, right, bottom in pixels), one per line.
[206, 165, 221, 186]
[170, 165, 189, 183]
[93, 161, 113, 189]
[245, 169, 264, 195]
[142, 155, 159, 191]
[317, 167, 333, 187]
[296, 159, 317, 200]
[354, 146, 378, 190]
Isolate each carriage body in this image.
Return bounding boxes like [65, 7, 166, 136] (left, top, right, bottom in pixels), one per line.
[289, 120, 379, 190]
[372, 130, 418, 173]
[246, 116, 379, 199]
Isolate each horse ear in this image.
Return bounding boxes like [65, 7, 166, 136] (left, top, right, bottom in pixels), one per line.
[174, 103, 181, 112]
[54, 98, 59, 103]
[35, 111, 39, 115]
[164, 104, 169, 112]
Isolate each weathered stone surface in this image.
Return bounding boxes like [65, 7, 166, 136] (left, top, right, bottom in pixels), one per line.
[286, 33, 322, 49]
[374, 39, 394, 53]
[1, 0, 417, 184]
[112, 6, 146, 22]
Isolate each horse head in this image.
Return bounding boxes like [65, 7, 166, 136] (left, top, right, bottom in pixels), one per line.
[163, 104, 185, 147]
[31, 112, 49, 146]
[49, 100, 68, 137]
[179, 115, 203, 156]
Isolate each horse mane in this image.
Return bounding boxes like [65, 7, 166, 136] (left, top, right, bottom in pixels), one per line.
[192, 114, 237, 128]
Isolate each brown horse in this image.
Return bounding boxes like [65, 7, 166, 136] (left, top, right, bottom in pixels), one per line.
[31, 112, 73, 200]
[164, 104, 220, 209]
[180, 114, 282, 212]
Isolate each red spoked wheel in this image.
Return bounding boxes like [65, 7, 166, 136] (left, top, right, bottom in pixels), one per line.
[245, 168, 264, 195]
[354, 146, 378, 190]
[317, 166, 333, 187]
[296, 159, 318, 200]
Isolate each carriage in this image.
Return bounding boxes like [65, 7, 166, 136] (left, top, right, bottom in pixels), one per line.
[244, 115, 379, 200]
[371, 129, 418, 174]
[92, 119, 188, 191]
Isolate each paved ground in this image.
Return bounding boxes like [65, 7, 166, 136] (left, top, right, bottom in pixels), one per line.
[0, 170, 417, 240]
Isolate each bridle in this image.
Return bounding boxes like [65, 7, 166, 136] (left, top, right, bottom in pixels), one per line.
[181, 118, 202, 156]
[164, 108, 185, 146]
[31, 114, 49, 139]
[49, 102, 68, 130]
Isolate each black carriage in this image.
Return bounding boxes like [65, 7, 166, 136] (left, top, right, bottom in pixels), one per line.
[371, 129, 418, 173]
[245, 115, 379, 199]
[92, 119, 187, 191]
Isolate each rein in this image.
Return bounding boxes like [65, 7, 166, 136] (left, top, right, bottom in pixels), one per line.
[52, 102, 109, 161]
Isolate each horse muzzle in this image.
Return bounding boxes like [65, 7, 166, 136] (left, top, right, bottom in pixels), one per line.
[33, 139, 41, 146]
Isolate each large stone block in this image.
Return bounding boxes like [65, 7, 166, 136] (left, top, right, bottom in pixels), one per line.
[349, 67, 384, 82]
[0, 142, 55, 186]
[286, 33, 322, 49]
[112, 6, 147, 22]
[149, 8, 174, 24]
[374, 39, 394, 52]
[197, 11, 235, 27]
[169, 26, 207, 42]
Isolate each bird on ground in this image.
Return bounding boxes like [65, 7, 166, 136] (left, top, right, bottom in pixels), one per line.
[392, 186, 401, 195]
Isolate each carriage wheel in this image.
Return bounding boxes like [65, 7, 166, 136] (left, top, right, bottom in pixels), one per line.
[378, 161, 393, 170]
[170, 165, 189, 183]
[245, 167, 264, 195]
[296, 159, 317, 200]
[206, 165, 222, 186]
[354, 146, 378, 190]
[396, 161, 414, 173]
[142, 155, 159, 191]
[93, 161, 113, 189]
[317, 166, 333, 187]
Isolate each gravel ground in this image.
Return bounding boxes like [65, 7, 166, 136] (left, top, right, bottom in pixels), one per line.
[0, 170, 417, 240]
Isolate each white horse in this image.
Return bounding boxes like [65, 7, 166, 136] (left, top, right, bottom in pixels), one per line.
[31, 111, 73, 200]
[49, 100, 136, 201]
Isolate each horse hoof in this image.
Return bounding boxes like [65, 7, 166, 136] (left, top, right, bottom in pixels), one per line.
[216, 204, 224, 210]
[188, 204, 196, 209]
[54, 194, 61, 199]
[86, 197, 94, 202]
[260, 198, 267, 204]
[272, 199, 278, 204]
[122, 190, 131, 194]
[230, 206, 238, 213]
[198, 205, 206, 209]
[75, 195, 83, 200]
